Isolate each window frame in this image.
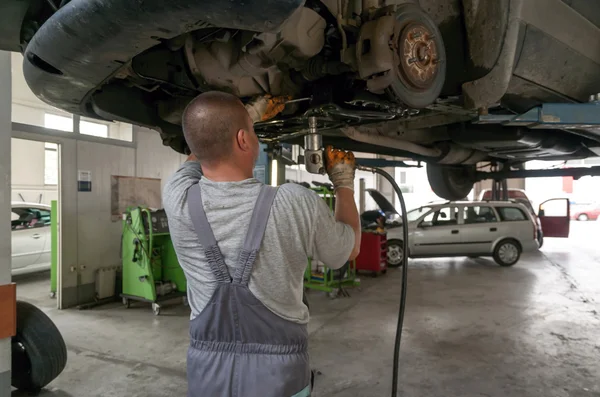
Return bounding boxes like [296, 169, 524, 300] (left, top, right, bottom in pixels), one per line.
[44, 142, 59, 186]
[419, 205, 459, 228]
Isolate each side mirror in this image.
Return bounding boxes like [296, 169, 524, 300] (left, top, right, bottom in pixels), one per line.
[538, 209, 545, 217]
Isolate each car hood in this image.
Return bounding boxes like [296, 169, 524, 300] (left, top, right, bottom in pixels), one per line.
[366, 189, 398, 215]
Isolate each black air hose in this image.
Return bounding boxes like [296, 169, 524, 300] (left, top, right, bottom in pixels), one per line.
[358, 165, 408, 397]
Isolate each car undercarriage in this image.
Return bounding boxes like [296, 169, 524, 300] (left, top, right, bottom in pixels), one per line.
[2, 0, 600, 199]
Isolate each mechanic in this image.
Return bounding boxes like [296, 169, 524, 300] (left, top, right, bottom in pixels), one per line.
[162, 91, 361, 397]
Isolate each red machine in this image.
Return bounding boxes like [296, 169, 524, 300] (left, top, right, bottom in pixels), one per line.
[355, 231, 388, 276]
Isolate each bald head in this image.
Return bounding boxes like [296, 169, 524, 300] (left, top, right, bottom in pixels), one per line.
[182, 91, 252, 164]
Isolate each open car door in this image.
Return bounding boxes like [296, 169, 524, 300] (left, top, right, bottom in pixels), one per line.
[538, 198, 570, 238]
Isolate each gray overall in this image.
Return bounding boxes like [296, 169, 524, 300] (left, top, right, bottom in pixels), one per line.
[186, 183, 311, 397]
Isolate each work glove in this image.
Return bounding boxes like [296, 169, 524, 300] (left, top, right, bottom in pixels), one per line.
[245, 94, 290, 123]
[325, 145, 356, 192]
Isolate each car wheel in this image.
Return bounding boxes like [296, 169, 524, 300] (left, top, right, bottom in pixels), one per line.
[493, 240, 521, 267]
[11, 301, 67, 391]
[537, 232, 544, 248]
[387, 240, 405, 267]
[384, 3, 446, 108]
[578, 213, 589, 221]
[426, 164, 475, 201]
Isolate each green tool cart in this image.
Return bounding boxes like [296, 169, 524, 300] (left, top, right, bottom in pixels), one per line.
[303, 184, 360, 297]
[121, 207, 187, 315]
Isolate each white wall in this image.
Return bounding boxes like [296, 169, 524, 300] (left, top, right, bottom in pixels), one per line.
[72, 128, 185, 298]
[135, 126, 188, 188]
[75, 141, 135, 287]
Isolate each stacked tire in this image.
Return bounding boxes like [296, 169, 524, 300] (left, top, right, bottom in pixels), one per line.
[11, 301, 67, 392]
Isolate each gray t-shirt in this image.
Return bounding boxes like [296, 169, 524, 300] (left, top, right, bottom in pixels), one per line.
[163, 162, 355, 324]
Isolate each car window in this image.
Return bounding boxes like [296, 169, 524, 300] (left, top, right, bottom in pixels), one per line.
[406, 206, 434, 222]
[420, 206, 458, 227]
[513, 198, 535, 215]
[463, 206, 497, 224]
[497, 207, 527, 222]
[11, 207, 51, 230]
[539, 200, 568, 217]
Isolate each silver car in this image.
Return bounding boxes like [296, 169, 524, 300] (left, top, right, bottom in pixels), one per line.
[11, 203, 52, 275]
[380, 201, 539, 267]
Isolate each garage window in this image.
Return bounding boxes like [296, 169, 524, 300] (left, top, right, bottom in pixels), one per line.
[44, 113, 73, 132]
[43, 112, 133, 141]
[497, 207, 527, 222]
[80, 120, 108, 138]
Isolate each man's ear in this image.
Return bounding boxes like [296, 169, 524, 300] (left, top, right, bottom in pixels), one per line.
[236, 129, 251, 152]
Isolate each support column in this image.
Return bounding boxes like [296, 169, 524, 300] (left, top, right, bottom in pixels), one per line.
[359, 178, 366, 214]
[376, 167, 396, 208]
[0, 50, 13, 395]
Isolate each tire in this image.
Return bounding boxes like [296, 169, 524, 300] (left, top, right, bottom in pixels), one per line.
[578, 213, 589, 221]
[11, 301, 67, 391]
[537, 232, 544, 248]
[493, 239, 521, 267]
[426, 164, 475, 201]
[387, 239, 405, 267]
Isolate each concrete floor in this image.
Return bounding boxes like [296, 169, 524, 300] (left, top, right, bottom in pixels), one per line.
[12, 222, 600, 397]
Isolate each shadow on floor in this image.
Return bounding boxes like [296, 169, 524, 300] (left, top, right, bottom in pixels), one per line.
[12, 389, 74, 397]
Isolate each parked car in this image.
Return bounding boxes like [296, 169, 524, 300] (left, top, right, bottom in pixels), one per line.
[479, 189, 571, 247]
[2, 1, 600, 200]
[571, 203, 600, 221]
[366, 191, 548, 267]
[11, 203, 52, 275]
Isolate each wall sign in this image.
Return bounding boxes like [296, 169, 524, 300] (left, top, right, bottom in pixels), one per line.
[78, 170, 92, 192]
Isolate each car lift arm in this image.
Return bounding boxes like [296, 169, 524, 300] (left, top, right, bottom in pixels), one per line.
[475, 166, 600, 181]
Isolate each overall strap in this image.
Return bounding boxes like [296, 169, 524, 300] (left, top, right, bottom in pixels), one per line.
[187, 183, 231, 283]
[232, 185, 278, 285]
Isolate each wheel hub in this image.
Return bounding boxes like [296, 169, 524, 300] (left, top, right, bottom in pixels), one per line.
[388, 245, 403, 265]
[396, 23, 440, 90]
[11, 340, 32, 377]
[499, 244, 518, 263]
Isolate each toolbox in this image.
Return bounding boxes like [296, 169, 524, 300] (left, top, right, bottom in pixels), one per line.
[355, 231, 388, 276]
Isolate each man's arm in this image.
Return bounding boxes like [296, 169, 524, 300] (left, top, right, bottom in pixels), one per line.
[162, 155, 203, 216]
[325, 146, 361, 261]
